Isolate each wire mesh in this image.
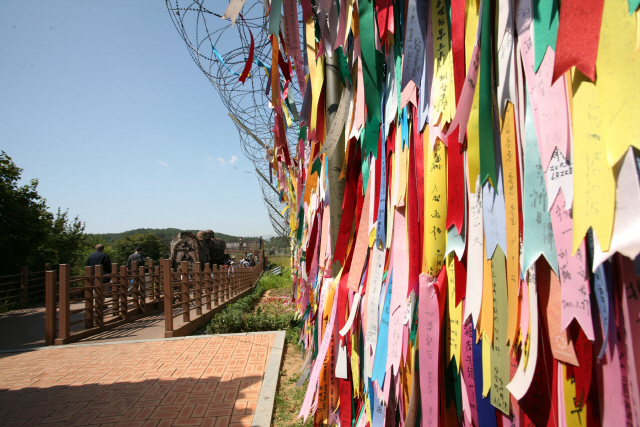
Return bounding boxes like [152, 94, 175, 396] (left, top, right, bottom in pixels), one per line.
[166, 0, 302, 237]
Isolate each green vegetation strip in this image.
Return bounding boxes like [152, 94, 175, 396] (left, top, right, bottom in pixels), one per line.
[207, 264, 300, 340]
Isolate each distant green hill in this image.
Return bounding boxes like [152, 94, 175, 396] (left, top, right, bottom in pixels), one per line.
[91, 228, 262, 247]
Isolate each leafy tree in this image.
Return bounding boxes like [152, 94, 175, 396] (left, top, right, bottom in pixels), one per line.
[39, 208, 87, 269]
[110, 233, 170, 265]
[0, 151, 52, 275]
[0, 152, 90, 276]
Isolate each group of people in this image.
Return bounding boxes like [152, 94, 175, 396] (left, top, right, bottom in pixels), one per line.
[239, 253, 258, 267]
[85, 244, 146, 283]
[87, 244, 259, 276]
[224, 253, 259, 268]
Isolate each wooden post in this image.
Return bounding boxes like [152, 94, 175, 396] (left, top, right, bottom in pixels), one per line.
[218, 266, 224, 303]
[234, 267, 239, 296]
[119, 266, 128, 320]
[233, 266, 237, 297]
[217, 265, 223, 305]
[228, 267, 234, 299]
[194, 262, 202, 316]
[230, 266, 235, 298]
[212, 265, 219, 307]
[21, 266, 28, 308]
[84, 266, 94, 329]
[229, 265, 238, 299]
[45, 269, 57, 345]
[161, 259, 173, 334]
[95, 264, 104, 328]
[147, 259, 154, 304]
[154, 265, 161, 306]
[58, 264, 71, 342]
[130, 261, 138, 313]
[223, 267, 229, 302]
[180, 261, 190, 322]
[204, 264, 212, 311]
[109, 263, 118, 322]
[138, 264, 146, 314]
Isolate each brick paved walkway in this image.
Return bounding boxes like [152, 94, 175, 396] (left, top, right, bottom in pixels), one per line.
[0, 334, 279, 426]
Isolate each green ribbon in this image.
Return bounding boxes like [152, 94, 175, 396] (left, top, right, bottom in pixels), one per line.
[479, 0, 497, 187]
[268, 0, 283, 35]
[533, 0, 560, 71]
[358, 0, 382, 159]
[337, 47, 352, 86]
[533, 0, 559, 71]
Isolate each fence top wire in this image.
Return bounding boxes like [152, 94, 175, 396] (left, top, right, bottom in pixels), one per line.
[166, 1, 297, 237]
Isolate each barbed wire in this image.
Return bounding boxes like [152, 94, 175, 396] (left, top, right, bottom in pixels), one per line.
[165, 0, 302, 238]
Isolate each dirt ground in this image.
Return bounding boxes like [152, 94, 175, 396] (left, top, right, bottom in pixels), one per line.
[271, 341, 312, 427]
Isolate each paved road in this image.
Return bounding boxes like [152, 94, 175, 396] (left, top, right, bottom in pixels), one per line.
[0, 333, 284, 427]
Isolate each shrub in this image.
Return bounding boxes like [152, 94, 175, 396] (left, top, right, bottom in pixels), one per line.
[206, 267, 300, 336]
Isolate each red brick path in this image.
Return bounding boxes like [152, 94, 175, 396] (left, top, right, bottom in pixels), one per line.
[0, 334, 276, 426]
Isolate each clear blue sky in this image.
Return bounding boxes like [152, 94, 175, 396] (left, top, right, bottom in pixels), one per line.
[0, 0, 275, 238]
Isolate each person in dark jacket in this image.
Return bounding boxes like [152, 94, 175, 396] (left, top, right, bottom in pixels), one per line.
[127, 247, 145, 270]
[86, 244, 112, 283]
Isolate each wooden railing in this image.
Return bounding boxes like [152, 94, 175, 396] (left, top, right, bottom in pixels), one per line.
[161, 256, 264, 337]
[45, 250, 265, 345]
[0, 264, 51, 310]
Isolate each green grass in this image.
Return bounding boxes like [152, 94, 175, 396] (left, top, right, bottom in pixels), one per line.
[206, 258, 299, 336]
[268, 254, 291, 268]
[272, 360, 314, 427]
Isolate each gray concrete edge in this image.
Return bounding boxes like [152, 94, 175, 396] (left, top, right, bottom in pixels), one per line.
[252, 330, 286, 427]
[0, 331, 283, 355]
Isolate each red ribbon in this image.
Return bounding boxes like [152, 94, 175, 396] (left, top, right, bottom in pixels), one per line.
[451, 0, 466, 105]
[446, 126, 464, 232]
[553, 0, 604, 83]
[238, 14, 254, 85]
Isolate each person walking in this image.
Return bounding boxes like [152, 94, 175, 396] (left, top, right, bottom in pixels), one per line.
[127, 246, 145, 270]
[86, 244, 112, 285]
[126, 246, 145, 292]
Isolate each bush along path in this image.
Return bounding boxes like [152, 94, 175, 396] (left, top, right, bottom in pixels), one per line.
[206, 266, 300, 336]
[205, 259, 311, 426]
